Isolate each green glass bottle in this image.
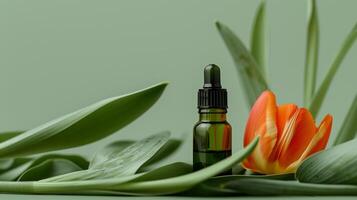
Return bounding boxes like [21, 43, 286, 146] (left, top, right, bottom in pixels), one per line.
[193, 64, 232, 174]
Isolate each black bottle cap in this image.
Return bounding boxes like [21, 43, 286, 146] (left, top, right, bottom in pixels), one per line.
[198, 64, 228, 109]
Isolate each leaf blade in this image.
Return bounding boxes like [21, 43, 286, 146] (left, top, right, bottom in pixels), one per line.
[304, 0, 319, 107]
[42, 131, 170, 182]
[216, 21, 268, 107]
[225, 178, 357, 196]
[109, 137, 259, 195]
[251, 0, 267, 77]
[18, 159, 83, 181]
[333, 95, 357, 145]
[309, 23, 357, 117]
[0, 82, 167, 157]
[297, 138, 357, 185]
[184, 173, 295, 196]
[0, 154, 88, 181]
[0, 131, 24, 143]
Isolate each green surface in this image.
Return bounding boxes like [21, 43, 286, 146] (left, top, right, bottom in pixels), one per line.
[1, 0, 357, 199]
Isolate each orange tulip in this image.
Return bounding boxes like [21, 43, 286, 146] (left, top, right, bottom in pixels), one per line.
[242, 91, 333, 174]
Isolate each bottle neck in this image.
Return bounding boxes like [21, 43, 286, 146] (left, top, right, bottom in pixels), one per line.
[198, 108, 227, 122]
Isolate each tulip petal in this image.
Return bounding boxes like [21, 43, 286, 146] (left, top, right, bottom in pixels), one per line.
[243, 91, 277, 171]
[286, 114, 333, 171]
[275, 108, 316, 169]
[302, 114, 333, 158]
[276, 104, 298, 136]
[268, 104, 298, 162]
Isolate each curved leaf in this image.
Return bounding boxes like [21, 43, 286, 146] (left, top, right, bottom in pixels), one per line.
[42, 131, 170, 182]
[0, 138, 257, 195]
[0, 131, 26, 173]
[0, 158, 32, 181]
[297, 138, 357, 185]
[0, 82, 167, 157]
[224, 178, 357, 195]
[216, 21, 268, 108]
[127, 162, 192, 183]
[108, 137, 259, 195]
[90, 140, 134, 168]
[90, 138, 182, 171]
[138, 138, 181, 171]
[333, 95, 357, 145]
[0, 131, 24, 143]
[304, 0, 319, 106]
[0, 154, 88, 181]
[18, 159, 83, 181]
[185, 173, 295, 196]
[251, 0, 267, 77]
[309, 23, 357, 117]
[0, 162, 191, 194]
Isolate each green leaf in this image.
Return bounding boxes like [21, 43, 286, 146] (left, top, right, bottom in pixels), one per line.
[106, 137, 259, 195]
[89, 140, 134, 168]
[126, 162, 192, 183]
[309, 23, 357, 117]
[42, 131, 170, 182]
[138, 138, 181, 171]
[0, 138, 257, 195]
[0, 131, 24, 143]
[304, 0, 319, 107]
[250, 0, 267, 77]
[224, 178, 357, 195]
[18, 159, 83, 181]
[185, 173, 295, 196]
[0, 162, 191, 195]
[297, 138, 357, 185]
[216, 21, 268, 108]
[0, 82, 167, 158]
[90, 138, 182, 171]
[0, 154, 88, 181]
[0, 131, 25, 172]
[333, 95, 357, 145]
[0, 158, 32, 180]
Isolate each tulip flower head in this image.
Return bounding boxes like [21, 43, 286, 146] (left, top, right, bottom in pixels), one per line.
[243, 91, 333, 174]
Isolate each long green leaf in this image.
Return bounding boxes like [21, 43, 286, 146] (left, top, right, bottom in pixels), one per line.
[309, 23, 357, 117]
[297, 138, 357, 184]
[0, 162, 191, 194]
[90, 138, 181, 171]
[0, 154, 88, 181]
[138, 138, 182, 171]
[0, 82, 167, 157]
[89, 140, 134, 168]
[18, 159, 83, 181]
[0, 139, 257, 195]
[333, 95, 357, 145]
[184, 173, 295, 196]
[105, 137, 259, 195]
[216, 21, 268, 107]
[304, 0, 319, 106]
[0, 131, 24, 143]
[126, 162, 192, 183]
[0, 131, 25, 172]
[41, 131, 170, 182]
[250, 0, 267, 77]
[224, 178, 357, 195]
[0, 158, 31, 180]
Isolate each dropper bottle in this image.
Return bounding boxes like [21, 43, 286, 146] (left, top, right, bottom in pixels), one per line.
[193, 64, 232, 174]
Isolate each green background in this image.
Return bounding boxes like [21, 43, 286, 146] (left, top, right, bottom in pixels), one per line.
[1, 0, 357, 199]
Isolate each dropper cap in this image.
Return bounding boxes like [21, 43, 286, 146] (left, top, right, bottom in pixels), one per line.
[198, 64, 228, 109]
